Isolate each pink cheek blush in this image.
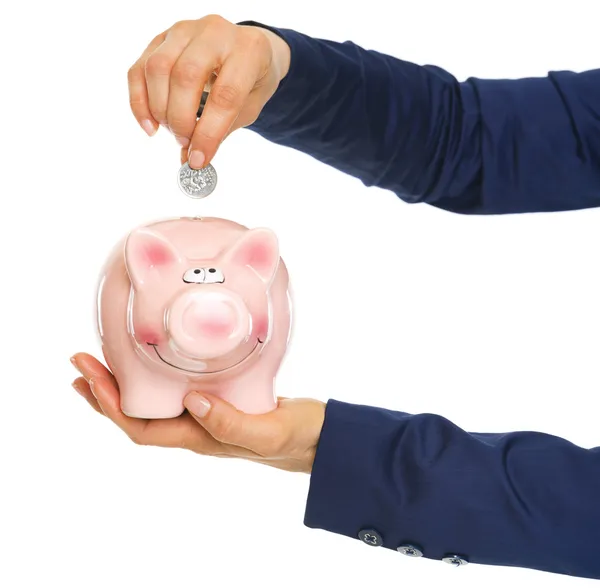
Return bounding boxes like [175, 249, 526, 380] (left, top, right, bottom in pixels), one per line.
[253, 316, 269, 340]
[134, 326, 161, 346]
[97, 219, 292, 418]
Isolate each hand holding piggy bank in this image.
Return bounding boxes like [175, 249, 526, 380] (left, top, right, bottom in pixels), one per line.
[95, 217, 292, 418]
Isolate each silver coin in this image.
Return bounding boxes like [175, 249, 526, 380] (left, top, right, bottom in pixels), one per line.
[177, 162, 218, 198]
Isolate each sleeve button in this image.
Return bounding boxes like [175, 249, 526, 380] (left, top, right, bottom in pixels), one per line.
[442, 554, 468, 566]
[397, 544, 423, 557]
[358, 528, 383, 547]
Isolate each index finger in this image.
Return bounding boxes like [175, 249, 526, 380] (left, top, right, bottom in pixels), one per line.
[187, 51, 262, 168]
[127, 32, 168, 136]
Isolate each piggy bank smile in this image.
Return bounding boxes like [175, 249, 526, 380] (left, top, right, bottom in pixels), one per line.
[124, 225, 277, 378]
[145, 272, 268, 374]
[96, 217, 291, 418]
[146, 337, 264, 374]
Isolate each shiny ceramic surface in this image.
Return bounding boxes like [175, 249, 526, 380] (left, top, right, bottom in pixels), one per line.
[96, 217, 292, 418]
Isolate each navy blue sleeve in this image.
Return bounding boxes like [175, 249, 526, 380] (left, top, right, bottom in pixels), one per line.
[240, 22, 600, 215]
[304, 399, 600, 579]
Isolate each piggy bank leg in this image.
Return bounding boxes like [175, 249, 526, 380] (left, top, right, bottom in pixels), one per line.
[118, 372, 187, 419]
[219, 373, 278, 414]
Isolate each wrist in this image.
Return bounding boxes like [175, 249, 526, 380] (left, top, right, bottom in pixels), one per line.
[260, 28, 291, 83]
[236, 20, 291, 83]
[303, 400, 326, 474]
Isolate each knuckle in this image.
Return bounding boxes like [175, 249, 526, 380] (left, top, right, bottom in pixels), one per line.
[243, 27, 270, 52]
[128, 93, 144, 105]
[145, 53, 173, 76]
[127, 64, 141, 83]
[128, 98, 146, 113]
[210, 83, 241, 110]
[169, 19, 193, 35]
[211, 417, 235, 441]
[172, 61, 204, 87]
[193, 122, 219, 143]
[202, 14, 227, 28]
[167, 118, 190, 136]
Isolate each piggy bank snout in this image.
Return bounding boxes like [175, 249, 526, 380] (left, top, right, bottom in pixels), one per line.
[167, 290, 250, 359]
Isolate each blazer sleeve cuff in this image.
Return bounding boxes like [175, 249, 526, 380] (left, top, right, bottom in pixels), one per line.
[303, 399, 413, 546]
[236, 21, 323, 128]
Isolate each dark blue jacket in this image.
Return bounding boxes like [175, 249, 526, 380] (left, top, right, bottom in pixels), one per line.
[241, 21, 600, 579]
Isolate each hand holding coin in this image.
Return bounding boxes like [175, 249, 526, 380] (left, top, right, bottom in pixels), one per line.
[175, 89, 219, 198]
[126, 15, 291, 169]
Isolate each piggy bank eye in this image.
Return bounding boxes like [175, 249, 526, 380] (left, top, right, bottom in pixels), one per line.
[183, 268, 205, 283]
[203, 267, 224, 284]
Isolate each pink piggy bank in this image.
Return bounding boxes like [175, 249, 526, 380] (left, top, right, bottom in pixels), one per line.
[95, 217, 292, 418]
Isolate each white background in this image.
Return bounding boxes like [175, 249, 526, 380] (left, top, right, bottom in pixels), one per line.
[1, 1, 599, 586]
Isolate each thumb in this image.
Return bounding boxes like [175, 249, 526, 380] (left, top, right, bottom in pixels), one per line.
[183, 392, 274, 452]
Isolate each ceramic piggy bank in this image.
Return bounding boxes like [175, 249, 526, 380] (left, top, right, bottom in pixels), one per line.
[95, 217, 292, 418]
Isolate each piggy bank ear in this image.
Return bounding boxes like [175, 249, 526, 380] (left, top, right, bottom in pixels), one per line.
[125, 228, 182, 288]
[225, 228, 279, 283]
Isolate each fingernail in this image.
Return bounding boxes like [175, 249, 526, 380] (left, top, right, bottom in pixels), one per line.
[141, 119, 157, 137]
[72, 381, 84, 396]
[189, 150, 205, 169]
[186, 393, 211, 417]
[89, 378, 98, 398]
[70, 356, 81, 372]
[175, 135, 190, 148]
